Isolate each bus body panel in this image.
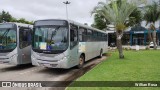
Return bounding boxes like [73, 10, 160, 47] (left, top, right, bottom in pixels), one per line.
[79, 42, 108, 61]
[0, 47, 19, 65]
[0, 46, 32, 65]
[68, 46, 79, 68]
[18, 46, 31, 64]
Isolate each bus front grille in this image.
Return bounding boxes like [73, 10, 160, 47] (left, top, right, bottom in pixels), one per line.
[38, 63, 58, 68]
[50, 64, 58, 67]
[37, 59, 58, 62]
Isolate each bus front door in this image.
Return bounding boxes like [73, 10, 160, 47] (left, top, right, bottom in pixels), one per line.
[19, 27, 32, 64]
[69, 24, 79, 66]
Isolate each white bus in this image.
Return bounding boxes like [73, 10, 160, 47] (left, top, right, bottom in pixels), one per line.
[31, 19, 108, 69]
[0, 23, 33, 65]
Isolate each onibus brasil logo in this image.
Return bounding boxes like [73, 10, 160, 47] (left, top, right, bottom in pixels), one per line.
[1, 82, 42, 87]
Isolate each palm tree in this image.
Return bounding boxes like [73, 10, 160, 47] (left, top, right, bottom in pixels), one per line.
[92, 8, 143, 30]
[144, 2, 160, 50]
[92, 0, 145, 59]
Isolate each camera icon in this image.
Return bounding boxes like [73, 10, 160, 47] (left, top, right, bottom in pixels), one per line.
[2, 82, 12, 87]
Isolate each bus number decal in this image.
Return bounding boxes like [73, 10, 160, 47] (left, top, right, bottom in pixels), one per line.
[40, 42, 47, 50]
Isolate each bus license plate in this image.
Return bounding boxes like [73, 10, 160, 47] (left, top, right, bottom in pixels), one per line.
[41, 63, 51, 67]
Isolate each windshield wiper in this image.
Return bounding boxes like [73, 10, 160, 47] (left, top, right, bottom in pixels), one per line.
[1, 29, 10, 38]
[37, 26, 43, 35]
[49, 26, 60, 44]
[0, 29, 10, 44]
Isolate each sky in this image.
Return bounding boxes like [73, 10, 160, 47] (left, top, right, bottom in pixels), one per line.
[0, 0, 107, 25]
[0, 0, 159, 27]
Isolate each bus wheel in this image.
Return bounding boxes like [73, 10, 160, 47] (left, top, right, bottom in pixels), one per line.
[77, 55, 85, 69]
[99, 49, 103, 58]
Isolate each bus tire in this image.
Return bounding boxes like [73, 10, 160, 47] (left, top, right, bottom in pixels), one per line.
[99, 49, 103, 58]
[77, 55, 85, 69]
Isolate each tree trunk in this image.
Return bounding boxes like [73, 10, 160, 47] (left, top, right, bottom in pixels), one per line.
[148, 29, 152, 46]
[153, 30, 157, 49]
[116, 30, 124, 59]
[150, 24, 157, 50]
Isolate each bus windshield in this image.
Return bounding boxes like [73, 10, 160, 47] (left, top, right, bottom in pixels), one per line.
[0, 28, 17, 51]
[32, 26, 68, 52]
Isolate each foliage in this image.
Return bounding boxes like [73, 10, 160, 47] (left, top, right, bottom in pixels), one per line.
[17, 18, 34, 24]
[143, 1, 160, 49]
[0, 10, 33, 24]
[0, 10, 12, 22]
[143, 1, 160, 25]
[92, 0, 145, 31]
[92, 1, 143, 30]
[91, 14, 110, 30]
[125, 8, 143, 27]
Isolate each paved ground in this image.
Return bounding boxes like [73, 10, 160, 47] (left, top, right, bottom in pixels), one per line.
[0, 56, 107, 90]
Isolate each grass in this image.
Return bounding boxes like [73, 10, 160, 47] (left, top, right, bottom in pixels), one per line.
[67, 50, 160, 90]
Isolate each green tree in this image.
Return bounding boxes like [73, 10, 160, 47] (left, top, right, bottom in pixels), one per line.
[92, 0, 145, 59]
[10, 17, 18, 22]
[0, 10, 12, 23]
[126, 8, 143, 27]
[17, 18, 27, 23]
[17, 18, 33, 25]
[0, 10, 33, 25]
[143, 2, 160, 49]
[92, 14, 110, 30]
[0, 13, 1, 22]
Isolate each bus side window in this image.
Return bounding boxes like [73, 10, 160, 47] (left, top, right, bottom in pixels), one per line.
[70, 24, 78, 49]
[87, 29, 92, 42]
[28, 29, 32, 43]
[19, 27, 31, 49]
[105, 34, 108, 41]
[79, 27, 87, 42]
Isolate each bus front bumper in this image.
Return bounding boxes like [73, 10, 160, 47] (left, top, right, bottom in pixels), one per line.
[0, 54, 18, 65]
[31, 55, 70, 69]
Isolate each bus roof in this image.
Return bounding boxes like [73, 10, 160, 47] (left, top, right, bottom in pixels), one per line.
[67, 19, 107, 34]
[0, 22, 33, 28]
[35, 19, 107, 34]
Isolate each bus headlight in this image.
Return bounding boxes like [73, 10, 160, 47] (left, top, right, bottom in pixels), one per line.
[62, 56, 67, 61]
[31, 54, 36, 60]
[10, 54, 18, 60]
[9, 54, 18, 64]
[60, 56, 69, 68]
